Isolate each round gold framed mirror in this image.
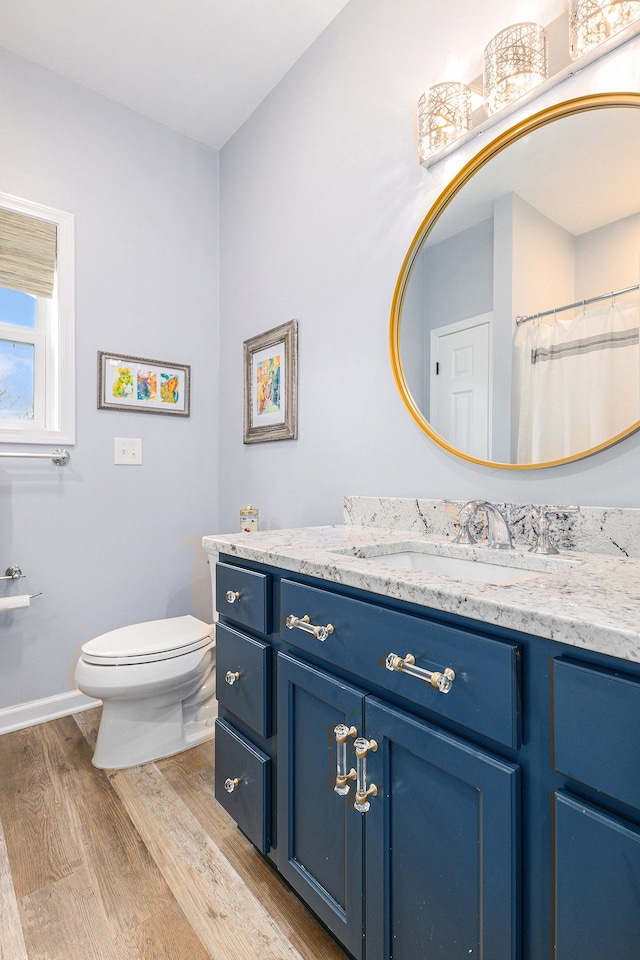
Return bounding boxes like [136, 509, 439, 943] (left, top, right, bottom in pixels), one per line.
[390, 93, 640, 469]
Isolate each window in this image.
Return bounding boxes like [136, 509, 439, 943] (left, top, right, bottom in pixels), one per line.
[0, 193, 75, 444]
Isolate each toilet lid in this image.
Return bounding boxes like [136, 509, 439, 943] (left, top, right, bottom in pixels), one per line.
[80, 615, 215, 665]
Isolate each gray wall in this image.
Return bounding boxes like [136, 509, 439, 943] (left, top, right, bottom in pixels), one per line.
[218, 0, 640, 534]
[0, 49, 220, 710]
[576, 212, 640, 296]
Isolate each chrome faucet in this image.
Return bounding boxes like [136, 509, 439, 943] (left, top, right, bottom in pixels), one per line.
[453, 500, 513, 550]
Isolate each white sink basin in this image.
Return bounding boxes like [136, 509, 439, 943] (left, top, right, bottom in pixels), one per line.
[336, 543, 578, 585]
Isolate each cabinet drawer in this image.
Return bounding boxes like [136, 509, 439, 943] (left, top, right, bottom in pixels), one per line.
[214, 717, 271, 853]
[280, 579, 520, 748]
[215, 623, 271, 738]
[553, 658, 640, 809]
[216, 561, 270, 634]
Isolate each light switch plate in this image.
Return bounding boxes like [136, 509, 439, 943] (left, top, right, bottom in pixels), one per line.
[114, 438, 142, 465]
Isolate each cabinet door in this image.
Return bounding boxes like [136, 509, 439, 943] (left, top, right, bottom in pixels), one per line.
[554, 791, 640, 960]
[364, 697, 520, 960]
[277, 653, 366, 960]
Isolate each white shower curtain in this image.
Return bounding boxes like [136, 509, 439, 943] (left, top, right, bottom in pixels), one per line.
[514, 298, 640, 463]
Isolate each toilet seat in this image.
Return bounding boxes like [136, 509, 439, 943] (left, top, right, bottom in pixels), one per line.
[80, 615, 214, 666]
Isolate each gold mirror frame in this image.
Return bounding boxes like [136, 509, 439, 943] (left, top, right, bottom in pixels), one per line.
[390, 92, 640, 470]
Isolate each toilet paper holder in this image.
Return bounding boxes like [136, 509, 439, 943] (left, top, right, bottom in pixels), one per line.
[2, 566, 42, 600]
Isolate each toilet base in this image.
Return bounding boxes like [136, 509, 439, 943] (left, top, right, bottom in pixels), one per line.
[92, 691, 216, 769]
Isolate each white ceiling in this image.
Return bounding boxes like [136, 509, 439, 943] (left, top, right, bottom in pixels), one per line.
[0, 0, 350, 149]
[428, 106, 640, 244]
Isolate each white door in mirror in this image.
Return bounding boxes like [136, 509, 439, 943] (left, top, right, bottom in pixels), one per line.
[430, 315, 491, 460]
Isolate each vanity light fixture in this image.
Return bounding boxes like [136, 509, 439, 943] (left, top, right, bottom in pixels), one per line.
[483, 22, 548, 117]
[569, 0, 640, 58]
[417, 82, 472, 162]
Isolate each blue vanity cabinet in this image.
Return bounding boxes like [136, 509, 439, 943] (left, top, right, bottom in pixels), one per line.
[213, 553, 640, 960]
[551, 657, 640, 959]
[277, 654, 520, 960]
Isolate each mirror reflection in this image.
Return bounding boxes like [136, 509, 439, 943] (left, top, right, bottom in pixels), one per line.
[395, 95, 640, 467]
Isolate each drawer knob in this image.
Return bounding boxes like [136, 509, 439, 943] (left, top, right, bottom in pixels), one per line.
[334, 724, 357, 795]
[224, 670, 241, 686]
[386, 652, 456, 694]
[286, 613, 334, 642]
[224, 777, 241, 793]
[225, 590, 241, 604]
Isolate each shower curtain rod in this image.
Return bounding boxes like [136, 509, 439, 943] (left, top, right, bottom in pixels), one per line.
[0, 449, 70, 465]
[515, 283, 640, 326]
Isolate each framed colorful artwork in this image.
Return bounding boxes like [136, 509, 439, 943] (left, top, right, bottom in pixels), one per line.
[243, 320, 298, 443]
[97, 352, 190, 416]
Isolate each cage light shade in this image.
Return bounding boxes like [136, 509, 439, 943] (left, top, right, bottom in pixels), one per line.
[417, 82, 472, 162]
[483, 23, 548, 117]
[570, 0, 640, 58]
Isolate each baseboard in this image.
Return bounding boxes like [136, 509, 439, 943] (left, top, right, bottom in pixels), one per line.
[0, 689, 100, 735]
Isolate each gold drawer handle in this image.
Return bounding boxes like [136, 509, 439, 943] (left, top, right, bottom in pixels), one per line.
[386, 652, 456, 694]
[286, 613, 334, 642]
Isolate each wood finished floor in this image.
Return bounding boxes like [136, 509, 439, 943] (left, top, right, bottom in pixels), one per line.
[0, 709, 349, 960]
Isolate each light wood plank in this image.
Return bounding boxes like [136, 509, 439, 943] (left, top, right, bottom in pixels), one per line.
[110, 762, 309, 960]
[0, 722, 83, 899]
[0, 813, 28, 960]
[112, 901, 211, 960]
[19, 867, 116, 960]
[53, 716, 175, 937]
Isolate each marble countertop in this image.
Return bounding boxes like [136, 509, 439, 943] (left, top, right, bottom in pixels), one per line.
[202, 525, 640, 665]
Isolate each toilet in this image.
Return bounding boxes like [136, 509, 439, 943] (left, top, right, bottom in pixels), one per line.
[74, 615, 216, 769]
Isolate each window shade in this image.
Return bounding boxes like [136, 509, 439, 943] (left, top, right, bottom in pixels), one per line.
[0, 208, 57, 299]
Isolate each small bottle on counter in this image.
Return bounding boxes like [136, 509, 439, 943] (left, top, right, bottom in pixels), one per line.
[240, 504, 259, 532]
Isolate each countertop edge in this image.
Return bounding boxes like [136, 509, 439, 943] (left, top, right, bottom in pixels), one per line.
[203, 526, 640, 666]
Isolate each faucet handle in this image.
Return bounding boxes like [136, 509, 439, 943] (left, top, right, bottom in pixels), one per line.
[529, 506, 578, 555]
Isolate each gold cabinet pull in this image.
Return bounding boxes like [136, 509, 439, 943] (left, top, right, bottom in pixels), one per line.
[334, 724, 357, 795]
[224, 670, 241, 686]
[224, 777, 241, 793]
[354, 737, 378, 813]
[225, 590, 241, 603]
[386, 652, 456, 694]
[286, 613, 334, 642]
